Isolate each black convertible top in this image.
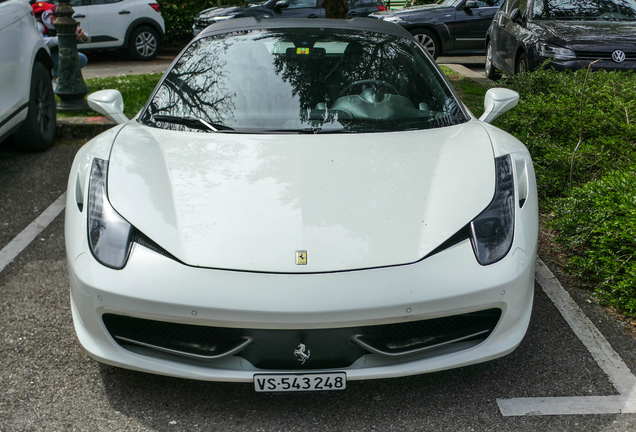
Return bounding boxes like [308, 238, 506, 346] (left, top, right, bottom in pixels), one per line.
[194, 17, 414, 41]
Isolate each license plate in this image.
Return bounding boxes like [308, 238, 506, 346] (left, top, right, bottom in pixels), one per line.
[254, 372, 346, 392]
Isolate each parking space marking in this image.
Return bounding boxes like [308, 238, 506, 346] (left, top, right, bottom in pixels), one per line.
[497, 258, 636, 416]
[0, 193, 66, 274]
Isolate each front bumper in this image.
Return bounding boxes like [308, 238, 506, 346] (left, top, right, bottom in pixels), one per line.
[67, 227, 536, 382]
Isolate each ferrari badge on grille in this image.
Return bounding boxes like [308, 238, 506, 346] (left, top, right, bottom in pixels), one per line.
[296, 250, 307, 265]
[294, 343, 310, 364]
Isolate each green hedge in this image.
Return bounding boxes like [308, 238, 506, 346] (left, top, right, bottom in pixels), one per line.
[494, 69, 636, 200]
[493, 68, 636, 315]
[160, 0, 218, 43]
[549, 170, 636, 315]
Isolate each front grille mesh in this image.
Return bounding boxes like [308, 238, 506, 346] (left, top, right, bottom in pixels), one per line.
[103, 308, 501, 369]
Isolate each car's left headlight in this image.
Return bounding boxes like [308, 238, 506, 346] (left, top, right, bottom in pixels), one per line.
[87, 158, 133, 269]
[470, 155, 515, 265]
[537, 42, 576, 60]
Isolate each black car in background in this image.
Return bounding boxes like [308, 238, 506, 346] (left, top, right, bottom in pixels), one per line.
[370, 0, 503, 59]
[192, 0, 386, 36]
[485, 0, 636, 79]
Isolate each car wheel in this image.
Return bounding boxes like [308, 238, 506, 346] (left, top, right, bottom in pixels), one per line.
[485, 40, 501, 81]
[516, 52, 529, 74]
[11, 61, 56, 152]
[129, 26, 160, 61]
[410, 29, 439, 59]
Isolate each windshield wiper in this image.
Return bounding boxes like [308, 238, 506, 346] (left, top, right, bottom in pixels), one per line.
[152, 115, 234, 132]
[259, 128, 355, 134]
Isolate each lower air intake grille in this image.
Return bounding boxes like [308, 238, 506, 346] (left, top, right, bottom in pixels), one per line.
[103, 308, 502, 369]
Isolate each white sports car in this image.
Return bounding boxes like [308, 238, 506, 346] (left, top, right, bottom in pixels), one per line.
[65, 17, 538, 391]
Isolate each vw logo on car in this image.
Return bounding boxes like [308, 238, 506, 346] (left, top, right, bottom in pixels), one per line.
[612, 50, 626, 63]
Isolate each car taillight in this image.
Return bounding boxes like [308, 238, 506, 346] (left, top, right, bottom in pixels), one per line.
[376, 5, 387, 11]
[149, 3, 161, 12]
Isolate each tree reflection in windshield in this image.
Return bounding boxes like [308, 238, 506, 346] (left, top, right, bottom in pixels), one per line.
[139, 28, 467, 133]
[141, 36, 237, 131]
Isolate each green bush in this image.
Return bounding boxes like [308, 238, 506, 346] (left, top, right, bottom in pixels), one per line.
[549, 169, 636, 315]
[489, 68, 636, 315]
[160, 0, 218, 43]
[493, 69, 636, 199]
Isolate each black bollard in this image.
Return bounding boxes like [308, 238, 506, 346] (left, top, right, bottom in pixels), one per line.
[53, 2, 88, 111]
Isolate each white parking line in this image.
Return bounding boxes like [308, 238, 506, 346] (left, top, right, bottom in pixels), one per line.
[0, 193, 66, 274]
[498, 258, 636, 416]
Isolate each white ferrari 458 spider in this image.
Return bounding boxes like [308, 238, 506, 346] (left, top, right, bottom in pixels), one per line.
[65, 17, 538, 392]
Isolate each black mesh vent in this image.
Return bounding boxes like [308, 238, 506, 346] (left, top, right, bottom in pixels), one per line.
[133, 230, 180, 262]
[424, 225, 471, 259]
[103, 308, 501, 370]
[355, 308, 501, 356]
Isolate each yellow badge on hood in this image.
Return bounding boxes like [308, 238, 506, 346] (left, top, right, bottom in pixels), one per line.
[296, 251, 307, 265]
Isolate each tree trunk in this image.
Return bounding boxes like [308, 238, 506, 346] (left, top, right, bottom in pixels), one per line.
[323, 0, 349, 18]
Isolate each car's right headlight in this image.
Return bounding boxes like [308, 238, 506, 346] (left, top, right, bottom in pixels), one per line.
[537, 42, 576, 60]
[87, 158, 133, 270]
[382, 16, 405, 24]
[210, 15, 234, 22]
[470, 155, 515, 265]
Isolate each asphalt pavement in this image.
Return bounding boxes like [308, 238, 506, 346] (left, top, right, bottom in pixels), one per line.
[1, 51, 636, 431]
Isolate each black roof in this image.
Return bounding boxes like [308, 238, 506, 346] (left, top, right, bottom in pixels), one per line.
[194, 17, 413, 41]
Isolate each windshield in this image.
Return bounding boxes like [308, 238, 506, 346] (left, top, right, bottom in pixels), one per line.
[533, 0, 636, 20]
[139, 28, 467, 134]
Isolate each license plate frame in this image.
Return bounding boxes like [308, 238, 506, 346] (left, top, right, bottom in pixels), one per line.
[253, 372, 346, 392]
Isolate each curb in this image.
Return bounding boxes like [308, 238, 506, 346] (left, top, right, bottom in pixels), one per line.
[439, 64, 495, 86]
[56, 116, 116, 140]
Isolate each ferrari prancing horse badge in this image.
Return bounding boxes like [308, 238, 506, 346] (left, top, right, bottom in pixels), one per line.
[296, 250, 307, 265]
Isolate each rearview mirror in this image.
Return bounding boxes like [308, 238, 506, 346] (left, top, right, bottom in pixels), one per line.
[87, 90, 128, 124]
[464, 0, 478, 8]
[275, 0, 289, 8]
[479, 88, 519, 124]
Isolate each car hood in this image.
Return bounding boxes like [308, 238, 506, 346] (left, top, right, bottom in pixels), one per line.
[107, 122, 495, 273]
[531, 20, 636, 49]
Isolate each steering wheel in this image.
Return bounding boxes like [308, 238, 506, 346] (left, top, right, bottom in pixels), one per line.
[338, 79, 399, 98]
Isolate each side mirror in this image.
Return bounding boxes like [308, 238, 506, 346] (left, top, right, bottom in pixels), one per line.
[464, 0, 478, 8]
[479, 88, 519, 124]
[275, 0, 289, 8]
[510, 8, 522, 22]
[87, 90, 128, 124]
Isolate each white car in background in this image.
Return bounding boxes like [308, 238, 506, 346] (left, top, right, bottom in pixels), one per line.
[68, 0, 166, 60]
[0, 0, 56, 151]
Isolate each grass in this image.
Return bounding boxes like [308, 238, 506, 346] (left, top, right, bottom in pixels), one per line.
[439, 65, 489, 117]
[56, 73, 163, 118]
